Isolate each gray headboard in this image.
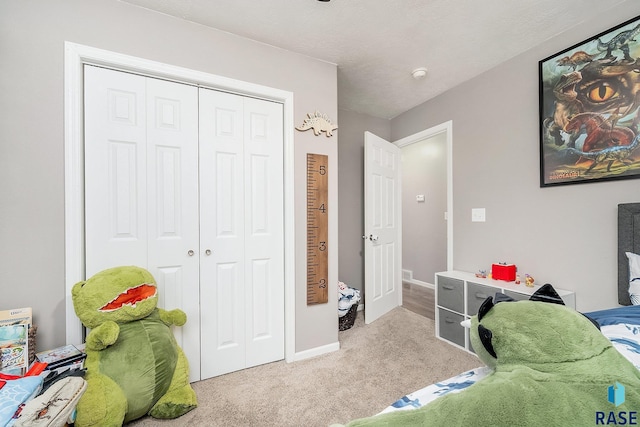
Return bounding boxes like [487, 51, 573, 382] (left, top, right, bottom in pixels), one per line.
[618, 203, 640, 305]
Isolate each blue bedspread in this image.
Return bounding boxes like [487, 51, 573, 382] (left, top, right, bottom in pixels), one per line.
[586, 305, 640, 326]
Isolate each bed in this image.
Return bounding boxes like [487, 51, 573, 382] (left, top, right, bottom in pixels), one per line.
[378, 305, 640, 416]
[371, 202, 640, 420]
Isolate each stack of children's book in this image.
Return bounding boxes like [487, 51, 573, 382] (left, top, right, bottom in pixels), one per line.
[0, 307, 33, 376]
[34, 343, 86, 375]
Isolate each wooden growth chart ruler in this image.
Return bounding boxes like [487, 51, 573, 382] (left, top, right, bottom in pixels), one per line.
[306, 153, 328, 305]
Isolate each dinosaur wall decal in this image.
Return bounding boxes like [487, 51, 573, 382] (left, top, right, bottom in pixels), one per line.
[295, 111, 338, 137]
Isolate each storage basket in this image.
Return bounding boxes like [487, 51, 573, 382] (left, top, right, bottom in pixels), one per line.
[28, 325, 37, 364]
[339, 303, 358, 331]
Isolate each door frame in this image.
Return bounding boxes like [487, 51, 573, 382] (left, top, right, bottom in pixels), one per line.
[394, 120, 453, 272]
[63, 42, 296, 363]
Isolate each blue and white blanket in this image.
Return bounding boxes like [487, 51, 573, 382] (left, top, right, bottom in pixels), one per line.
[338, 282, 361, 317]
[587, 305, 640, 372]
[380, 367, 492, 414]
[382, 305, 640, 414]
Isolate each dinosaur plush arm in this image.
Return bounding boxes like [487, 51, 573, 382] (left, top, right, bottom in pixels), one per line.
[158, 308, 187, 327]
[85, 320, 120, 351]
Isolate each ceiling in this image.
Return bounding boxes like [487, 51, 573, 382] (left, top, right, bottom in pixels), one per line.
[122, 0, 625, 119]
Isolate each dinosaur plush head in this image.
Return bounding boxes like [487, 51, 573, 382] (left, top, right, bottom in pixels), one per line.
[469, 284, 608, 370]
[72, 266, 158, 329]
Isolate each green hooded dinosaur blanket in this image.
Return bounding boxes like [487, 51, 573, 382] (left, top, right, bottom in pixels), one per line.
[337, 285, 640, 427]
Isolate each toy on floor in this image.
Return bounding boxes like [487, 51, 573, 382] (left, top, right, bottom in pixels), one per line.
[72, 266, 197, 427]
[336, 284, 640, 426]
[524, 273, 535, 287]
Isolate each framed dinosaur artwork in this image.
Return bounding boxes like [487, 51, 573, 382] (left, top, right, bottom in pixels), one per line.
[539, 14, 640, 187]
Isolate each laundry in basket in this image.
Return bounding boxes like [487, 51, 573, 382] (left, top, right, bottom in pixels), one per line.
[338, 281, 360, 317]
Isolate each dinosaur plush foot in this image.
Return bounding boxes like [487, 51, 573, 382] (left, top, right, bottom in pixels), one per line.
[75, 373, 126, 427]
[148, 384, 197, 419]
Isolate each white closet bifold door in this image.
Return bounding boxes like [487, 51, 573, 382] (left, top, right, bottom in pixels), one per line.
[84, 65, 284, 382]
[198, 89, 284, 379]
[84, 65, 201, 381]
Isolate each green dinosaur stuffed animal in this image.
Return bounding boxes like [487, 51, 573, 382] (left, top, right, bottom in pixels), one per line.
[72, 266, 197, 426]
[340, 285, 640, 426]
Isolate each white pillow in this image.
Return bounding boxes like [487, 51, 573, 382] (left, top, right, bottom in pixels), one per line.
[626, 252, 640, 305]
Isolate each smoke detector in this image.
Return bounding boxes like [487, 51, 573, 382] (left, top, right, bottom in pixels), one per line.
[412, 68, 428, 80]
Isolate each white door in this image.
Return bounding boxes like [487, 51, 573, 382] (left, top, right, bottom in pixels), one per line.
[145, 77, 201, 380]
[198, 90, 285, 378]
[85, 66, 147, 273]
[84, 66, 284, 382]
[363, 131, 402, 323]
[241, 97, 285, 370]
[84, 65, 201, 380]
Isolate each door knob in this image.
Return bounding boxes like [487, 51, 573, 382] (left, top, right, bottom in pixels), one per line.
[362, 234, 379, 241]
[188, 250, 195, 256]
[205, 249, 212, 256]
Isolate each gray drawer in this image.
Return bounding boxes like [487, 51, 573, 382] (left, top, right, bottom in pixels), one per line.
[503, 290, 530, 302]
[467, 282, 495, 316]
[437, 275, 463, 313]
[438, 308, 465, 347]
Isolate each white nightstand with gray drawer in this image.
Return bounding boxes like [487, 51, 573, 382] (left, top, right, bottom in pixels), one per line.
[435, 271, 576, 353]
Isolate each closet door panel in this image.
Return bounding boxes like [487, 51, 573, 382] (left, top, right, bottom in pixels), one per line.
[215, 152, 241, 238]
[85, 68, 201, 382]
[146, 78, 200, 381]
[199, 89, 246, 378]
[84, 66, 147, 276]
[244, 98, 284, 367]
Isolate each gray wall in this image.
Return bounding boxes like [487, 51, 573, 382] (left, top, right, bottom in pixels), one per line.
[401, 134, 447, 285]
[391, 2, 640, 311]
[1, 0, 338, 354]
[337, 109, 390, 291]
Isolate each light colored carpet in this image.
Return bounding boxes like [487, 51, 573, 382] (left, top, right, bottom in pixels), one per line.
[129, 307, 481, 426]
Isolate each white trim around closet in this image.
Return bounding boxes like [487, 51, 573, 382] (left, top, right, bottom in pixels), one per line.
[64, 42, 296, 363]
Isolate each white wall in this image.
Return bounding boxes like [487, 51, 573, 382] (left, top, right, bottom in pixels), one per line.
[391, 2, 640, 311]
[0, 0, 338, 355]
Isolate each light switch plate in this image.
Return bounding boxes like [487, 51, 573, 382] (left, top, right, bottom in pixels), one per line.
[416, 194, 425, 202]
[471, 208, 486, 222]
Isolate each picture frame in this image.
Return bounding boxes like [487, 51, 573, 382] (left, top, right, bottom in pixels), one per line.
[539, 15, 640, 187]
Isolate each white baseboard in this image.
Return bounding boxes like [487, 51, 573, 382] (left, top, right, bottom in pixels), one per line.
[403, 277, 435, 290]
[292, 341, 340, 362]
[402, 269, 435, 289]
